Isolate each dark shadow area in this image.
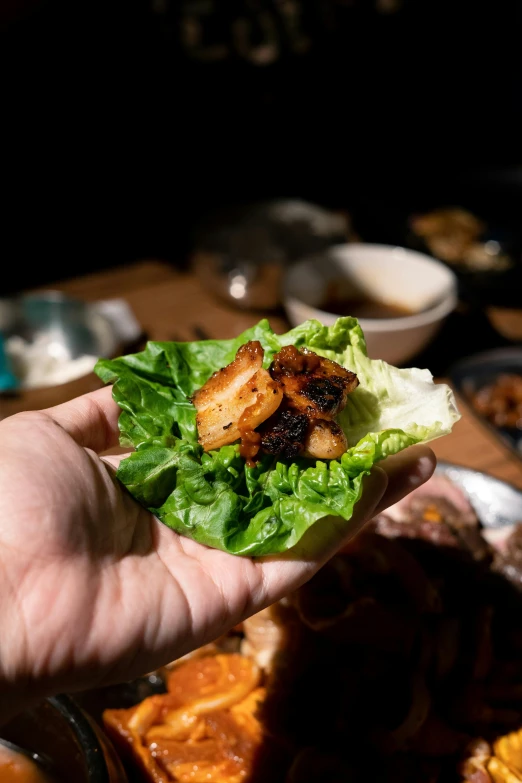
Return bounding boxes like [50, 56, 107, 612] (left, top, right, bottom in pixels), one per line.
[1, 0, 520, 294]
[74, 480, 522, 782]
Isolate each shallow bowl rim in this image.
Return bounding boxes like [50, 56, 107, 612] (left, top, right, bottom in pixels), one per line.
[283, 242, 458, 332]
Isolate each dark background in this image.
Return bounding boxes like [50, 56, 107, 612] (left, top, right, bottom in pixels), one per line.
[1, 0, 521, 294]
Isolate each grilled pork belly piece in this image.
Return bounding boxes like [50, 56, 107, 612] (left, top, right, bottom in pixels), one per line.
[259, 409, 309, 460]
[302, 419, 348, 460]
[261, 345, 357, 460]
[192, 340, 283, 452]
[269, 345, 358, 418]
[193, 341, 358, 462]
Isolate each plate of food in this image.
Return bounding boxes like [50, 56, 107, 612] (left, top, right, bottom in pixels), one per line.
[406, 206, 522, 308]
[69, 461, 522, 783]
[449, 347, 522, 460]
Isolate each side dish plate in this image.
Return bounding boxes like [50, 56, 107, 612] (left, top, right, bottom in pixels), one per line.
[449, 347, 522, 459]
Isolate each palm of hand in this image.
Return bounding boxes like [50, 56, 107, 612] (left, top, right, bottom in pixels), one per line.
[0, 405, 267, 695]
[0, 387, 433, 711]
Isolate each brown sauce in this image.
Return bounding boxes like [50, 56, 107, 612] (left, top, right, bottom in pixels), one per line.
[320, 295, 416, 320]
[0, 743, 56, 783]
[271, 345, 322, 374]
[239, 429, 262, 467]
[238, 396, 263, 466]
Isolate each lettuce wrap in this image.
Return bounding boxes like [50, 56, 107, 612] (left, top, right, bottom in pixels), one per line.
[94, 317, 460, 556]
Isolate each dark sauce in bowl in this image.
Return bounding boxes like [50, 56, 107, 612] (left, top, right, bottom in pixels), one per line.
[319, 295, 417, 320]
[0, 742, 56, 783]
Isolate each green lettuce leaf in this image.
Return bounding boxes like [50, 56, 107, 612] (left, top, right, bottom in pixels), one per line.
[94, 317, 460, 556]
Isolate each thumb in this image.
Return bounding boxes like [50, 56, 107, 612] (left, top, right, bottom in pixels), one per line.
[42, 385, 121, 453]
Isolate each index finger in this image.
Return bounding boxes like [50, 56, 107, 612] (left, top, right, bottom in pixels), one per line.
[42, 384, 122, 453]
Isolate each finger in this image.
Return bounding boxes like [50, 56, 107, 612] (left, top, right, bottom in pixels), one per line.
[373, 444, 436, 517]
[101, 451, 132, 470]
[42, 385, 121, 453]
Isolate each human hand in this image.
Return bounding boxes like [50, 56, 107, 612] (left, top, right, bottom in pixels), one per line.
[0, 387, 435, 722]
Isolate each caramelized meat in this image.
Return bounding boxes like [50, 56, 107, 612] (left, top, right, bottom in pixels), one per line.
[269, 345, 358, 419]
[192, 341, 283, 452]
[302, 419, 348, 460]
[193, 342, 358, 462]
[469, 374, 522, 430]
[259, 409, 309, 459]
[261, 346, 358, 460]
[492, 727, 522, 778]
[103, 655, 269, 783]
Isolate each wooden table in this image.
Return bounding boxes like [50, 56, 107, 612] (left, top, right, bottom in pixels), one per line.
[3, 259, 522, 490]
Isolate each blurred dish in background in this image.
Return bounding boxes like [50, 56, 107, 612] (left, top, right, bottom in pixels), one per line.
[0, 292, 142, 393]
[408, 207, 513, 274]
[0, 292, 143, 419]
[0, 292, 118, 391]
[450, 347, 522, 459]
[406, 206, 521, 309]
[487, 306, 522, 343]
[283, 243, 457, 365]
[190, 200, 351, 310]
[1, 694, 127, 782]
[5, 333, 100, 391]
[469, 374, 522, 430]
[77, 464, 522, 783]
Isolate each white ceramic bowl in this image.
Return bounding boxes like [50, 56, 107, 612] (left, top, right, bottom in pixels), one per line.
[283, 243, 458, 366]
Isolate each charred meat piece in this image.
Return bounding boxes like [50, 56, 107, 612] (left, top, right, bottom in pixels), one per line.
[269, 345, 358, 419]
[192, 340, 283, 452]
[260, 409, 308, 459]
[262, 345, 358, 460]
[193, 342, 357, 463]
